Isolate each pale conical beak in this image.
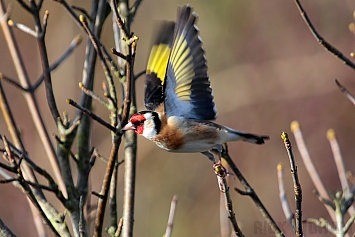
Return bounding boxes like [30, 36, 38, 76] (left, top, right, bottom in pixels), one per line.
[122, 122, 135, 131]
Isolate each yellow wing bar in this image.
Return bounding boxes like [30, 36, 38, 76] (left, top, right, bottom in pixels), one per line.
[170, 35, 195, 101]
[146, 44, 171, 84]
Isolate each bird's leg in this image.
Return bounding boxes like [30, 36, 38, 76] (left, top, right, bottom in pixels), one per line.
[201, 150, 216, 163]
[212, 146, 227, 178]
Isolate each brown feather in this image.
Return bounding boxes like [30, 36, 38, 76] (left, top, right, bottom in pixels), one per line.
[153, 113, 184, 150]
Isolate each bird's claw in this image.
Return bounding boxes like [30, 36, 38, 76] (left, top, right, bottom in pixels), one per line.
[213, 162, 228, 193]
[213, 162, 227, 177]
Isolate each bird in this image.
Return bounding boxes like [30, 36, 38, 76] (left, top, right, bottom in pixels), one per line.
[122, 5, 269, 163]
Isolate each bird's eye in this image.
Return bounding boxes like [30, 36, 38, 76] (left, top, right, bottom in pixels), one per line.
[133, 120, 144, 126]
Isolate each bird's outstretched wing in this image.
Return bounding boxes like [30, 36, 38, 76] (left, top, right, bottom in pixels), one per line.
[144, 5, 216, 120]
[164, 5, 217, 120]
[144, 21, 175, 111]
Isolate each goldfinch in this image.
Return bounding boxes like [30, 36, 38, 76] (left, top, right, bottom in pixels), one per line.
[122, 5, 269, 162]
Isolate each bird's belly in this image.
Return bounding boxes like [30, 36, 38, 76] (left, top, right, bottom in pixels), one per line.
[156, 139, 217, 153]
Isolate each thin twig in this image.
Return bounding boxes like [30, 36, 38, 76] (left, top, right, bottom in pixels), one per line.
[214, 162, 244, 237]
[277, 163, 294, 227]
[304, 218, 336, 235]
[33, 6, 61, 123]
[313, 190, 335, 210]
[72, 5, 92, 21]
[14, 0, 31, 13]
[129, 0, 143, 21]
[219, 161, 231, 237]
[222, 144, 285, 237]
[79, 196, 85, 237]
[293, 0, 355, 71]
[291, 121, 336, 222]
[110, 0, 130, 39]
[327, 129, 355, 216]
[115, 218, 123, 237]
[335, 79, 355, 106]
[7, 19, 37, 37]
[42, 10, 49, 37]
[281, 132, 303, 237]
[0, 135, 67, 204]
[0, 178, 17, 184]
[111, 48, 127, 60]
[33, 35, 82, 90]
[0, 73, 28, 91]
[134, 69, 145, 81]
[67, 99, 117, 132]
[100, 44, 120, 78]
[80, 15, 117, 107]
[2, 136, 62, 237]
[0, 0, 67, 200]
[165, 195, 178, 237]
[79, 82, 108, 107]
[94, 134, 122, 237]
[343, 213, 355, 234]
[0, 218, 17, 237]
[0, 70, 47, 236]
[107, 163, 119, 236]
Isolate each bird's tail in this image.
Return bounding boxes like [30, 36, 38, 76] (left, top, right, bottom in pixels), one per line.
[226, 128, 269, 144]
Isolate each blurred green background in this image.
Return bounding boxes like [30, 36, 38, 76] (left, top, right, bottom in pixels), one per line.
[1, 0, 355, 236]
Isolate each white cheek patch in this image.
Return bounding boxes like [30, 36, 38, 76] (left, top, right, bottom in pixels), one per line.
[142, 125, 157, 140]
[142, 113, 158, 140]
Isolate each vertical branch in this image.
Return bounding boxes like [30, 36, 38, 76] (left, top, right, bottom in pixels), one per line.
[214, 162, 244, 237]
[73, 1, 109, 236]
[111, 1, 139, 237]
[108, 164, 119, 236]
[281, 132, 303, 237]
[121, 38, 137, 237]
[32, 9, 61, 122]
[94, 134, 122, 237]
[219, 165, 231, 237]
[165, 195, 178, 237]
[94, 2, 138, 235]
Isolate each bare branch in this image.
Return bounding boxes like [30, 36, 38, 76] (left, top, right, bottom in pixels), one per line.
[72, 5, 92, 21]
[0, 73, 28, 91]
[0, 218, 16, 237]
[33, 35, 82, 90]
[222, 144, 285, 237]
[327, 129, 355, 216]
[7, 19, 37, 37]
[281, 132, 303, 237]
[304, 218, 336, 235]
[0, 0, 66, 199]
[134, 69, 146, 81]
[214, 162, 244, 237]
[277, 163, 294, 227]
[79, 82, 108, 108]
[293, 0, 355, 71]
[291, 121, 336, 222]
[66, 99, 117, 132]
[165, 195, 178, 237]
[335, 79, 355, 107]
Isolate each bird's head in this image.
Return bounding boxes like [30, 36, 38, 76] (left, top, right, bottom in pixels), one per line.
[122, 111, 161, 139]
